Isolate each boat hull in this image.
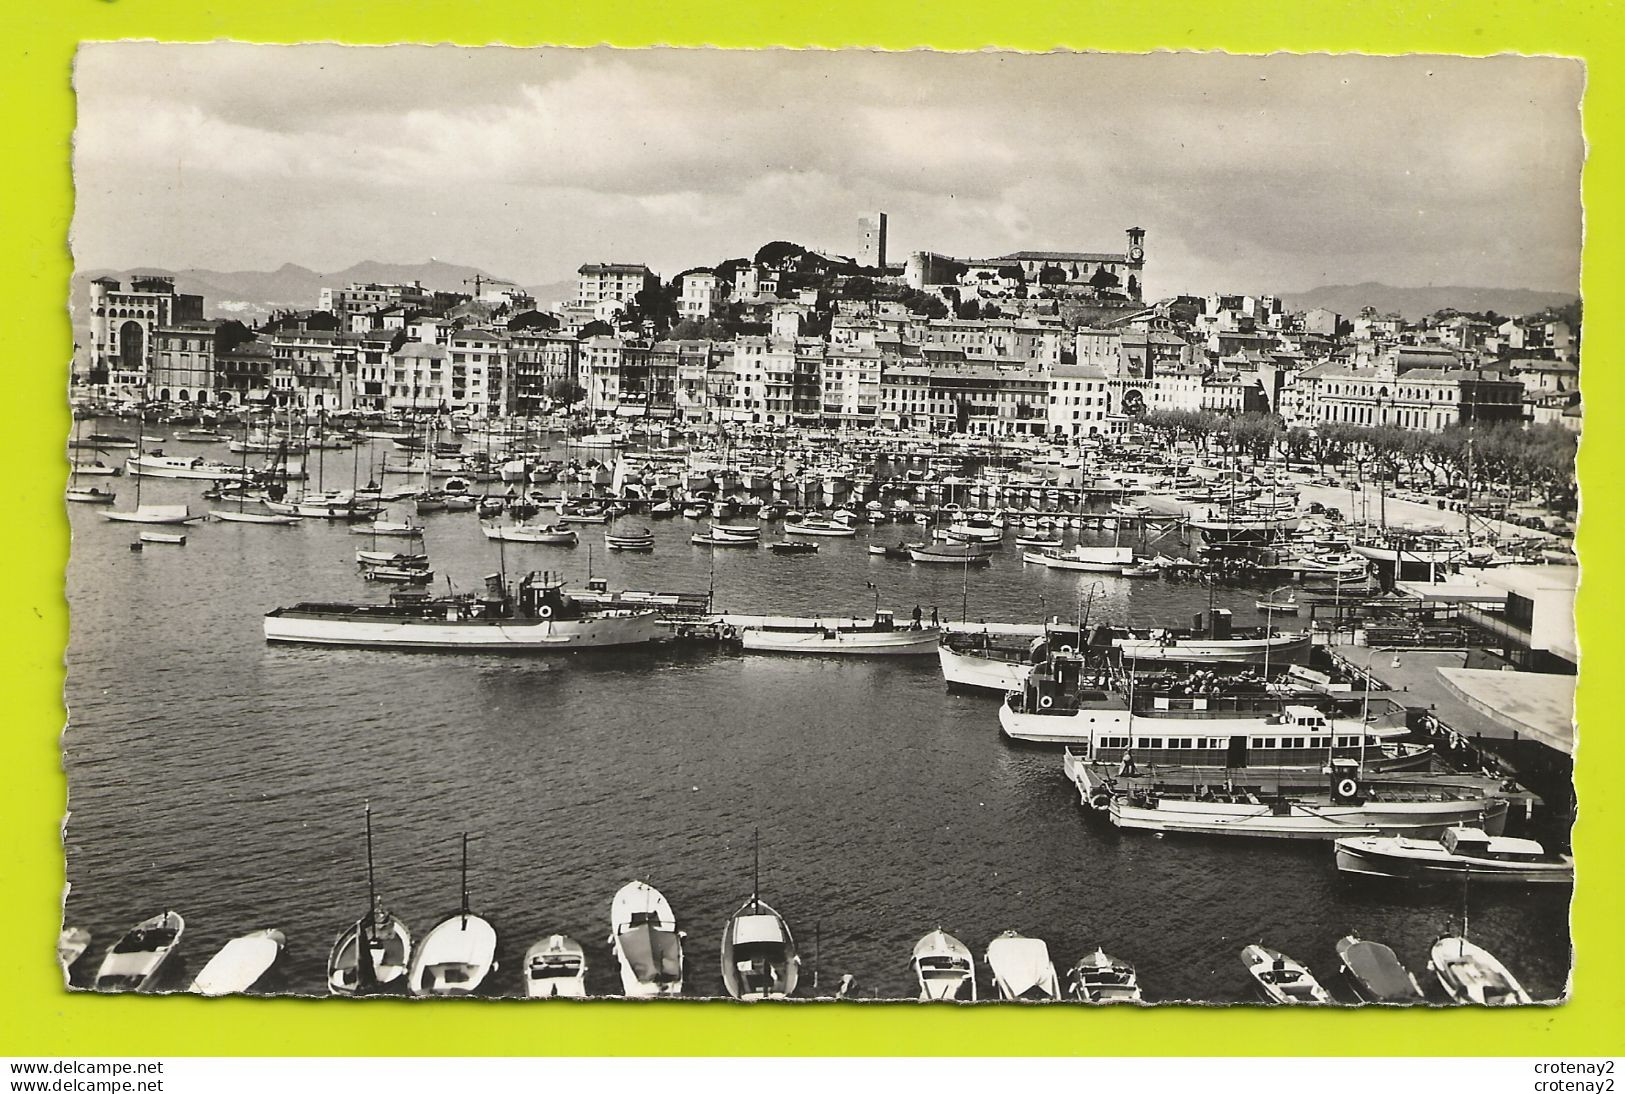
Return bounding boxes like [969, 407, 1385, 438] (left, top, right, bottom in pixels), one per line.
[938, 645, 1034, 693]
[1332, 841, 1574, 885]
[264, 609, 665, 650]
[1109, 796, 1505, 841]
[1110, 634, 1313, 666]
[741, 626, 940, 656]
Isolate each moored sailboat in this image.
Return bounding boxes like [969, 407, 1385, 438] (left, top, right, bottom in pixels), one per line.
[328, 805, 412, 996]
[408, 833, 499, 997]
[719, 830, 800, 1001]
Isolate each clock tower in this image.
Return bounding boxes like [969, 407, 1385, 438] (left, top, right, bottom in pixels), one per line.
[1125, 226, 1146, 263]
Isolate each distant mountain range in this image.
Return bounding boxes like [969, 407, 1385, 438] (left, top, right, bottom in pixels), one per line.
[1276, 282, 1579, 322]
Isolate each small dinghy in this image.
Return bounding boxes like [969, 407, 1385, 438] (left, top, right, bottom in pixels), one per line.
[189, 929, 286, 996]
[769, 541, 818, 555]
[911, 929, 976, 1002]
[719, 830, 800, 1001]
[1120, 562, 1162, 578]
[138, 531, 186, 545]
[1066, 947, 1143, 1003]
[480, 521, 578, 544]
[58, 927, 91, 972]
[94, 911, 185, 992]
[523, 934, 588, 999]
[1337, 933, 1426, 1003]
[692, 531, 759, 547]
[609, 880, 685, 998]
[985, 930, 1060, 1001]
[1240, 944, 1331, 1004]
[409, 834, 498, 997]
[1428, 936, 1532, 1005]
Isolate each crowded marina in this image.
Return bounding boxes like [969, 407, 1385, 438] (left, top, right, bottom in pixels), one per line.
[63, 402, 1576, 1002]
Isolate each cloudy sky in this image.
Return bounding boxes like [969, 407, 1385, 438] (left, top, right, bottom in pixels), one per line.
[72, 45, 1584, 296]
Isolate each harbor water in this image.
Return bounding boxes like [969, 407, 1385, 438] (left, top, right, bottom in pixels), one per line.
[62, 440, 1573, 1001]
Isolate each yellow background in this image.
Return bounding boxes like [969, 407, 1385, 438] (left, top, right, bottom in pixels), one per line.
[2, 0, 1617, 1056]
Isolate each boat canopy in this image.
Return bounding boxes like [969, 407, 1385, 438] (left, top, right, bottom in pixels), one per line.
[987, 937, 1052, 996]
[1342, 942, 1417, 1001]
[732, 913, 788, 946]
[620, 924, 682, 983]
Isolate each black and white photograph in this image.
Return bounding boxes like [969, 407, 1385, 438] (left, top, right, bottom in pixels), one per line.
[62, 44, 1582, 1004]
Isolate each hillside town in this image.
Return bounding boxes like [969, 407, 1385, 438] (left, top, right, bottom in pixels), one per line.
[75, 217, 1581, 447]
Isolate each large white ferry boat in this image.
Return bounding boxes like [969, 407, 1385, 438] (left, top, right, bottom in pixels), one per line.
[264, 572, 664, 651]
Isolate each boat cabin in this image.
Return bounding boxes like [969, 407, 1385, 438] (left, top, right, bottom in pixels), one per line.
[1439, 827, 1563, 863]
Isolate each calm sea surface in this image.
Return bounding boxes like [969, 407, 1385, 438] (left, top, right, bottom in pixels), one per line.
[62, 431, 1573, 1002]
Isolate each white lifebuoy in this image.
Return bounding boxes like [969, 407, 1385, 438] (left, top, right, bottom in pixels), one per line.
[539, 604, 554, 619]
[1336, 778, 1359, 798]
[1058, 645, 1076, 656]
[1089, 792, 1111, 810]
[1039, 695, 1054, 710]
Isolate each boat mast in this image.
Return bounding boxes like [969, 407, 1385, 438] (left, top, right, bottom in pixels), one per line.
[459, 831, 471, 927]
[752, 826, 760, 912]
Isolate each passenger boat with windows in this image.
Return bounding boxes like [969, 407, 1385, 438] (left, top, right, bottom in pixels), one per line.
[1333, 827, 1574, 886]
[1023, 544, 1135, 572]
[126, 453, 251, 481]
[480, 521, 578, 545]
[264, 571, 665, 650]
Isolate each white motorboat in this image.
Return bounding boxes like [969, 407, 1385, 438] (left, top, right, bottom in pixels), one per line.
[709, 523, 761, 541]
[692, 529, 760, 547]
[1240, 944, 1332, 1004]
[523, 935, 588, 999]
[910, 543, 991, 565]
[68, 461, 122, 476]
[189, 929, 286, 996]
[1334, 827, 1574, 886]
[783, 517, 857, 537]
[409, 835, 499, 997]
[609, 880, 685, 998]
[125, 454, 250, 481]
[985, 931, 1060, 1001]
[138, 531, 187, 545]
[1065, 948, 1143, 1003]
[480, 521, 578, 545]
[355, 550, 428, 567]
[1023, 544, 1135, 572]
[1428, 936, 1533, 1005]
[93, 911, 185, 992]
[102, 504, 202, 525]
[911, 929, 976, 1002]
[740, 613, 940, 656]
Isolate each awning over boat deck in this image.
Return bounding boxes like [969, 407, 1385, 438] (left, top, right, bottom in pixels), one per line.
[1437, 667, 1576, 757]
[619, 924, 681, 981]
[1342, 942, 1416, 1001]
[986, 937, 1052, 995]
[732, 914, 787, 946]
